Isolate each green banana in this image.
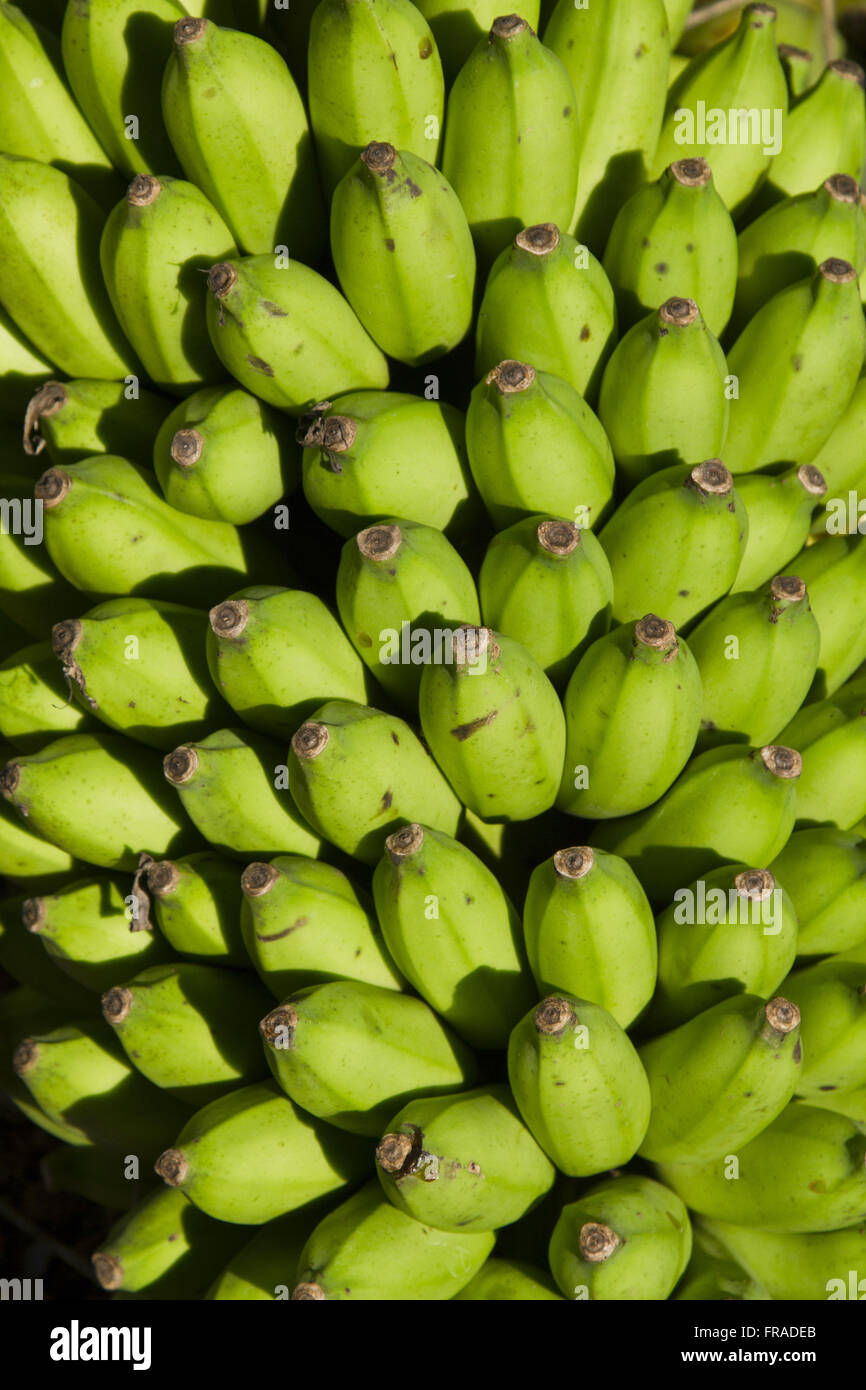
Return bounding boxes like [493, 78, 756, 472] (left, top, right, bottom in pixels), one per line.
[522, 846, 657, 1029]
[474, 223, 617, 400]
[0, 782, 76, 884]
[507, 994, 652, 1176]
[331, 143, 475, 366]
[653, 3, 788, 216]
[102, 961, 271, 1104]
[205, 255, 389, 413]
[41, 1144, 151, 1211]
[810, 373, 866, 527]
[558, 615, 703, 818]
[724, 259, 866, 475]
[807, 1085, 866, 1126]
[260, 979, 477, 1136]
[700, 1219, 866, 1302]
[23, 378, 174, 469]
[778, 41, 815, 100]
[594, 743, 801, 903]
[441, 16, 578, 271]
[731, 464, 827, 592]
[769, 828, 866, 956]
[307, 0, 444, 199]
[154, 1079, 368, 1224]
[0, 893, 92, 1005]
[658, 1101, 866, 1233]
[465, 361, 615, 531]
[60, 0, 185, 178]
[637, 994, 802, 1163]
[674, 1228, 771, 1300]
[0, 305, 53, 424]
[689, 575, 820, 747]
[419, 626, 566, 822]
[299, 391, 476, 538]
[478, 517, 613, 687]
[163, 727, 321, 859]
[776, 685, 866, 830]
[207, 586, 370, 740]
[206, 1201, 337, 1300]
[603, 158, 738, 338]
[782, 957, 866, 1097]
[0, 985, 91, 1142]
[91, 1186, 251, 1298]
[240, 854, 403, 998]
[651, 864, 798, 1030]
[34, 455, 265, 605]
[51, 598, 229, 751]
[759, 59, 866, 207]
[24, 874, 173, 993]
[0, 155, 133, 379]
[143, 850, 248, 966]
[544, 0, 671, 249]
[598, 461, 748, 628]
[152, 385, 299, 523]
[375, 1083, 555, 1231]
[413, 0, 539, 82]
[336, 519, 480, 708]
[287, 700, 461, 863]
[598, 299, 730, 491]
[0, 473, 89, 638]
[12, 1019, 192, 1152]
[0, 640, 99, 750]
[455, 1258, 562, 1301]
[371, 823, 533, 1048]
[793, 535, 866, 698]
[548, 1175, 692, 1301]
[101, 174, 236, 395]
[1, 731, 194, 870]
[292, 1181, 494, 1301]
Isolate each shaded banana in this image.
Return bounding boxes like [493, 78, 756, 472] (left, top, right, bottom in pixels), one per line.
[731, 464, 827, 592]
[0, 640, 98, 751]
[414, 0, 540, 82]
[206, 1201, 338, 1300]
[0, 893, 92, 1006]
[699, 1219, 866, 1302]
[23, 378, 174, 469]
[0, 780, 76, 885]
[776, 685, 866, 830]
[0, 305, 53, 425]
[759, 59, 866, 207]
[782, 956, 866, 1097]
[0, 473, 89, 638]
[0, 985, 90, 1142]
[769, 828, 866, 956]
[674, 1229, 771, 1300]
[810, 373, 866, 524]
[143, 850, 248, 967]
[41, 1144, 151, 1212]
[778, 42, 815, 100]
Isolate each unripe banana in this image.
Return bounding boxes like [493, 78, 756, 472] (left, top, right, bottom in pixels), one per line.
[100, 174, 236, 395]
[650, 864, 798, 1030]
[153, 385, 299, 523]
[769, 828, 866, 956]
[479, 517, 612, 688]
[414, 0, 540, 81]
[206, 1202, 338, 1300]
[0, 155, 133, 379]
[598, 461, 748, 629]
[793, 534, 866, 697]
[544, 0, 671, 248]
[760, 59, 866, 206]
[465, 361, 615, 531]
[456, 1258, 562, 1300]
[548, 1175, 692, 1301]
[0, 985, 90, 1142]
[474, 223, 617, 399]
[0, 640, 98, 750]
[595, 743, 801, 904]
[603, 159, 737, 337]
[12, 1019, 192, 1151]
[731, 464, 827, 592]
[698, 1219, 866, 1301]
[91, 1187, 250, 1298]
[154, 1079, 368, 1224]
[0, 473, 89, 638]
[375, 1083, 555, 1231]
[336, 520, 480, 708]
[637, 994, 802, 1163]
[806, 1085, 866, 1126]
[51, 598, 229, 751]
[23, 378, 174, 469]
[299, 391, 475, 538]
[371, 823, 533, 1048]
[24, 874, 172, 994]
[658, 1102, 866, 1233]
[778, 42, 815, 100]
[292, 1181, 494, 1301]
[811, 374, 866, 526]
[653, 3, 788, 215]
[558, 615, 703, 818]
[41, 1144, 150, 1211]
[689, 575, 820, 747]
[724, 259, 866, 475]
[673, 1229, 771, 1300]
[776, 686, 866, 830]
[522, 846, 657, 1029]
[331, 143, 475, 366]
[60, 0, 185, 179]
[207, 587, 370, 740]
[241, 854, 403, 998]
[1, 732, 194, 870]
[507, 994, 652, 1176]
[35, 455, 264, 605]
[0, 781, 76, 884]
[441, 17, 578, 271]
[205, 256, 389, 413]
[163, 727, 321, 859]
[598, 298, 730, 490]
[0, 305, 53, 424]
[288, 700, 461, 863]
[260, 980, 477, 1136]
[143, 850, 248, 967]
[419, 626, 566, 821]
[0, 893, 92, 1006]
[782, 957, 866, 1096]
[102, 962, 271, 1104]
[307, 0, 444, 198]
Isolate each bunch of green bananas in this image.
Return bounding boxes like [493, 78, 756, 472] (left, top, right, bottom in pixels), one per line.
[2, 0, 866, 1307]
